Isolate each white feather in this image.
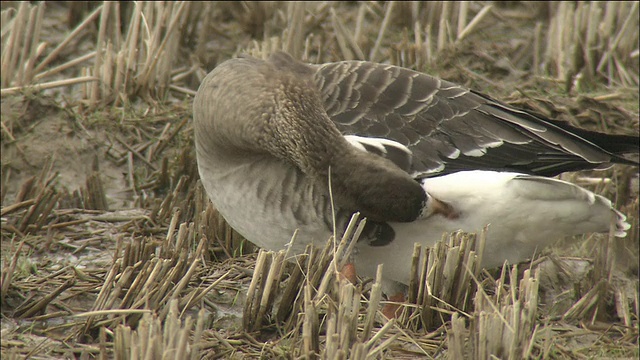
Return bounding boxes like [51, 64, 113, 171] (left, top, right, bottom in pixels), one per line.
[343, 135, 412, 156]
[355, 170, 630, 286]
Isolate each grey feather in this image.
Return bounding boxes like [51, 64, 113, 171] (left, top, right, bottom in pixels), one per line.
[306, 55, 638, 176]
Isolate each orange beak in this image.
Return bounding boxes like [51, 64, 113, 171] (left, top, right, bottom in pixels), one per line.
[428, 197, 459, 220]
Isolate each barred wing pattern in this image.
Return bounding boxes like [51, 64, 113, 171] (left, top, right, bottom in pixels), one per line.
[312, 60, 633, 177]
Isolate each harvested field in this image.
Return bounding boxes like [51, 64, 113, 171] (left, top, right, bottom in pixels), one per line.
[1, 2, 638, 359]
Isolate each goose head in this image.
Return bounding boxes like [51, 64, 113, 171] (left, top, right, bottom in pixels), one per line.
[193, 52, 427, 223]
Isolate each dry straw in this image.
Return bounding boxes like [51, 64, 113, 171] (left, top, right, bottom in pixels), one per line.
[397, 229, 486, 331]
[3, 158, 60, 235]
[1, 2, 638, 359]
[543, 2, 639, 88]
[3, 2, 636, 102]
[242, 214, 410, 358]
[242, 219, 498, 358]
[447, 266, 540, 359]
[1, 2, 190, 104]
[112, 299, 206, 360]
[1, 2, 98, 96]
[83, 2, 190, 106]
[1, 2, 46, 88]
[77, 217, 208, 339]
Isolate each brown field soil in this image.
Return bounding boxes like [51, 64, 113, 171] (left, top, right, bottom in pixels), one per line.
[1, 2, 638, 359]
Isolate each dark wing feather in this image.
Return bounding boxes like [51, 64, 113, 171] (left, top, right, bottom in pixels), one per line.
[312, 60, 638, 176]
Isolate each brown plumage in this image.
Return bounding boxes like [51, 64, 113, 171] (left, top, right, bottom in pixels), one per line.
[194, 52, 426, 224]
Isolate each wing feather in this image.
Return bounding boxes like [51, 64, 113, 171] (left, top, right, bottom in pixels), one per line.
[311, 59, 637, 176]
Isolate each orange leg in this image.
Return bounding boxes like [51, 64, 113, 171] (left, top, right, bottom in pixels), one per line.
[382, 292, 406, 319]
[339, 262, 357, 284]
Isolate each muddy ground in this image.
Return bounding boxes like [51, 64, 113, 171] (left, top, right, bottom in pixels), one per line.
[1, 2, 639, 359]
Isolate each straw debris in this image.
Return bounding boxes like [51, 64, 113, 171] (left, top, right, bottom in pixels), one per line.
[1, 1, 638, 359]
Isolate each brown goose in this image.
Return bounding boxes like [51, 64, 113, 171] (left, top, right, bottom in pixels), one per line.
[193, 51, 636, 289]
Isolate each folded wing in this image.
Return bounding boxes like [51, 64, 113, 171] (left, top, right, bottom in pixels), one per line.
[312, 60, 639, 177]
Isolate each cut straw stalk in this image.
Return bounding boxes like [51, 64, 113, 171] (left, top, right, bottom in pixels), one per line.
[243, 249, 270, 331]
[13, 3, 42, 85]
[240, 221, 497, 356]
[543, 2, 639, 86]
[75, 309, 153, 317]
[361, 265, 384, 342]
[241, 215, 400, 358]
[596, 2, 639, 72]
[48, 2, 194, 105]
[34, 51, 96, 81]
[1, 3, 28, 88]
[331, 7, 364, 61]
[113, 300, 205, 360]
[77, 220, 204, 339]
[369, 1, 395, 62]
[456, 1, 468, 37]
[1, 76, 98, 97]
[138, 2, 188, 92]
[460, 266, 540, 360]
[34, 5, 103, 75]
[0, 240, 26, 304]
[456, 5, 493, 42]
[1, 2, 47, 87]
[437, 2, 451, 51]
[1, 199, 36, 217]
[302, 284, 320, 357]
[398, 230, 484, 331]
[284, 2, 305, 58]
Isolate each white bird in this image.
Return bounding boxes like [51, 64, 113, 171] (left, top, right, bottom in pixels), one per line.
[355, 168, 630, 286]
[193, 52, 637, 292]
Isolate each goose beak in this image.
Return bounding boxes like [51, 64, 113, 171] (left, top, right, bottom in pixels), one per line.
[423, 194, 459, 220]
